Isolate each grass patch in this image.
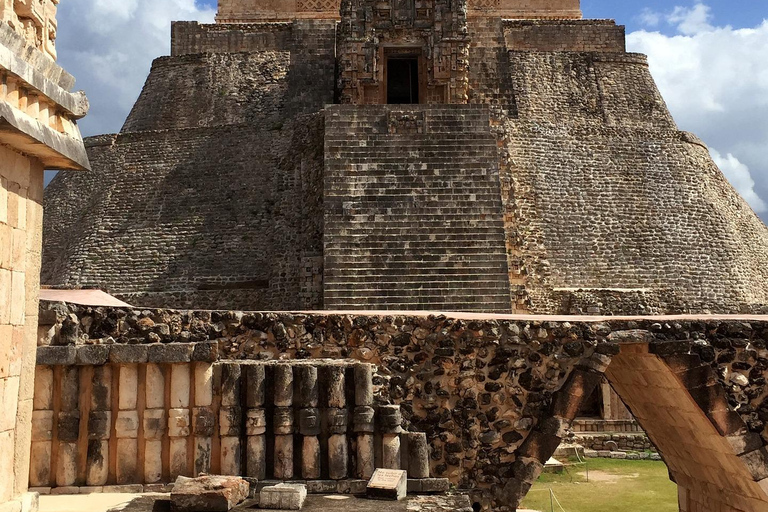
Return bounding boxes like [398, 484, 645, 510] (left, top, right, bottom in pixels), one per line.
[519, 458, 677, 512]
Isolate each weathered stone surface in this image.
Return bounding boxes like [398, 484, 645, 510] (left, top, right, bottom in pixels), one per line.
[171, 475, 249, 512]
[109, 345, 148, 364]
[36, 346, 75, 366]
[259, 483, 306, 510]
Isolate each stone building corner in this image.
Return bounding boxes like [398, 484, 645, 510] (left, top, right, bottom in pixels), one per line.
[0, 1, 88, 511]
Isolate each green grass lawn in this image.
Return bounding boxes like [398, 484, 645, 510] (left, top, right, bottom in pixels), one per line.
[519, 458, 678, 512]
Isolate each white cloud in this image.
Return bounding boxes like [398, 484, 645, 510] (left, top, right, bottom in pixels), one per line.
[56, 0, 215, 136]
[710, 149, 767, 213]
[628, 5, 768, 219]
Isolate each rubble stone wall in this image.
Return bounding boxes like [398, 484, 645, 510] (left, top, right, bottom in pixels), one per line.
[31, 304, 768, 510]
[0, 144, 45, 511]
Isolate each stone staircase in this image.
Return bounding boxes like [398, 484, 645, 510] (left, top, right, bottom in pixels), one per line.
[323, 105, 511, 312]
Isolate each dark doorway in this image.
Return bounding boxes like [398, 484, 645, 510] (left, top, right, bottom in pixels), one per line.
[387, 57, 419, 104]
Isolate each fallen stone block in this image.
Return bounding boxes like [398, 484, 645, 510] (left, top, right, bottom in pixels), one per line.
[367, 468, 407, 501]
[171, 475, 249, 512]
[259, 483, 307, 510]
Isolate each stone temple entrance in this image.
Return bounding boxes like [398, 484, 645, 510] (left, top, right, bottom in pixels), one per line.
[386, 57, 419, 104]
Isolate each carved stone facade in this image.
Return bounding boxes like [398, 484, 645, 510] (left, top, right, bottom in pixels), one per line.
[0, 0, 58, 59]
[337, 0, 470, 104]
[216, 0, 581, 22]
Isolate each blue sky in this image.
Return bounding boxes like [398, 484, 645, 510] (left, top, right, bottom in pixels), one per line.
[53, 1, 768, 219]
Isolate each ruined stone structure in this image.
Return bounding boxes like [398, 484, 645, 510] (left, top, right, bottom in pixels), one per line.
[0, 1, 89, 511]
[31, 305, 768, 511]
[32, 0, 768, 510]
[41, 0, 768, 316]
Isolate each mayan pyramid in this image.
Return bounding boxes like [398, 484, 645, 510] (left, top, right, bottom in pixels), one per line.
[42, 0, 768, 315]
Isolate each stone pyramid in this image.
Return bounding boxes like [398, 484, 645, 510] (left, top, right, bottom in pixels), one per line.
[42, 0, 768, 315]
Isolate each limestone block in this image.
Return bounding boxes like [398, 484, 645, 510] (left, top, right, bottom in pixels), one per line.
[118, 364, 138, 410]
[245, 364, 265, 408]
[326, 365, 346, 408]
[194, 436, 212, 476]
[75, 345, 109, 365]
[86, 439, 109, 486]
[354, 364, 374, 406]
[35, 345, 75, 366]
[382, 434, 401, 470]
[220, 363, 242, 407]
[144, 439, 163, 483]
[273, 365, 293, 407]
[168, 408, 190, 437]
[32, 366, 53, 410]
[90, 365, 112, 411]
[273, 435, 293, 480]
[353, 406, 375, 433]
[59, 366, 79, 411]
[0, 376, 20, 431]
[301, 436, 321, 480]
[10, 229, 25, 271]
[328, 434, 348, 480]
[219, 406, 242, 437]
[0, 430, 14, 501]
[0, 325, 12, 379]
[194, 363, 213, 407]
[327, 408, 348, 435]
[0, 271, 9, 325]
[30, 410, 53, 441]
[245, 409, 266, 436]
[377, 405, 402, 434]
[259, 483, 306, 510]
[87, 411, 111, 440]
[407, 432, 430, 479]
[298, 408, 320, 436]
[13, 397, 33, 495]
[56, 411, 80, 443]
[148, 343, 194, 364]
[356, 433, 375, 480]
[29, 440, 52, 487]
[294, 365, 318, 408]
[246, 435, 266, 480]
[145, 363, 164, 409]
[407, 478, 450, 494]
[115, 411, 139, 438]
[193, 407, 215, 437]
[171, 363, 191, 408]
[220, 436, 241, 476]
[109, 344, 148, 364]
[170, 437, 189, 479]
[116, 436, 139, 484]
[55, 441, 77, 487]
[191, 341, 218, 363]
[273, 407, 293, 435]
[171, 475, 249, 512]
[10, 271, 24, 325]
[143, 409, 166, 439]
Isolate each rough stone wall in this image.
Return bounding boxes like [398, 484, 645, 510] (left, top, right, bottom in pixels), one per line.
[31, 305, 768, 511]
[43, 118, 325, 311]
[496, 51, 768, 314]
[503, 20, 625, 52]
[171, 21, 293, 56]
[0, 145, 44, 512]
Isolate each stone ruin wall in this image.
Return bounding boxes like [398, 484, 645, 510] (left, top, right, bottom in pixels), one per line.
[30, 304, 768, 511]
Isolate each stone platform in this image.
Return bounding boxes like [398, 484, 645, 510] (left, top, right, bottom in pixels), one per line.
[101, 494, 473, 512]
